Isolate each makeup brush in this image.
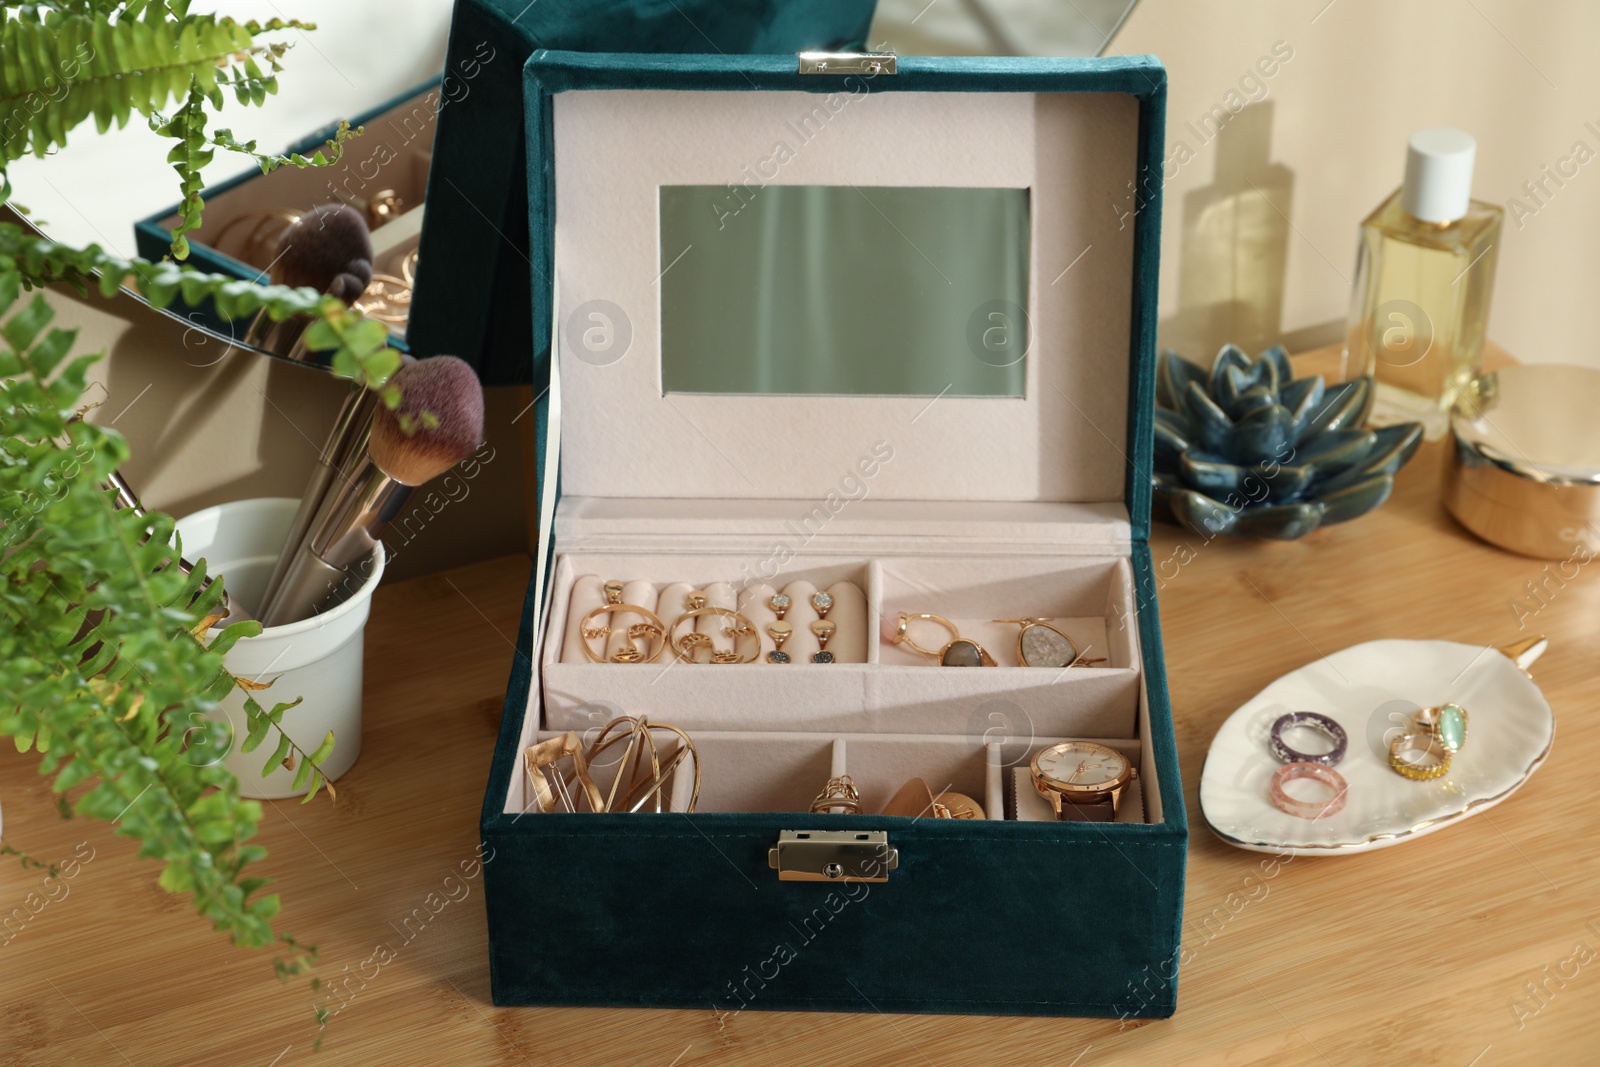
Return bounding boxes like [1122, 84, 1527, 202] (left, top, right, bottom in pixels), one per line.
[101, 468, 254, 623]
[257, 356, 484, 626]
[255, 353, 418, 617]
[243, 203, 375, 358]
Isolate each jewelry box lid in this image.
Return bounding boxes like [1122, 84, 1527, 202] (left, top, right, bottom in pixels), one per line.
[524, 51, 1165, 542]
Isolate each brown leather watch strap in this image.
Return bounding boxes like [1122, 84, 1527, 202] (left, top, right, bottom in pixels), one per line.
[1057, 796, 1116, 822]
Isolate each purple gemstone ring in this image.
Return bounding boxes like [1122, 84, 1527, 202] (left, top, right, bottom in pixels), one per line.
[1268, 711, 1347, 767]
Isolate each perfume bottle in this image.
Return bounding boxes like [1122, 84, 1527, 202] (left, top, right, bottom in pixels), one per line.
[1344, 128, 1502, 438]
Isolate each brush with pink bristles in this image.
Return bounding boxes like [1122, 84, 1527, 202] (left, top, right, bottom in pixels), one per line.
[256, 356, 485, 626]
[243, 203, 374, 359]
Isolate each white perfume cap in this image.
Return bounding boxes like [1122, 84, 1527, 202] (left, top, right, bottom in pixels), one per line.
[1402, 128, 1477, 223]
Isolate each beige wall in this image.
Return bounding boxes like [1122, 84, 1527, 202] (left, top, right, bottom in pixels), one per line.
[1111, 0, 1600, 366]
[52, 283, 530, 584]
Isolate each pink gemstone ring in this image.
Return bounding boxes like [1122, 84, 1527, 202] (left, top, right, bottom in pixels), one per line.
[1268, 761, 1348, 820]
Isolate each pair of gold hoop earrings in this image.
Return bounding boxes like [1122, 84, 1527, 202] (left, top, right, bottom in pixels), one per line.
[580, 583, 760, 664]
[889, 613, 1099, 669]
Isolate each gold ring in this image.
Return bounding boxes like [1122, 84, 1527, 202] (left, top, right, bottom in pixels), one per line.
[670, 592, 758, 663]
[1412, 703, 1469, 753]
[769, 592, 791, 619]
[890, 612, 996, 667]
[811, 590, 835, 619]
[767, 621, 793, 664]
[1389, 732, 1451, 780]
[579, 580, 666, 663]
[809, 775, 861, 814]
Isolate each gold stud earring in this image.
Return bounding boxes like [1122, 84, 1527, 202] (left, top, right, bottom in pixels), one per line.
[810, 619, 837, 664]
[767, 621, 794, 664]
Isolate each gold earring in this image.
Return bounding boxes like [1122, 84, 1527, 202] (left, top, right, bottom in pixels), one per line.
[810, 619, 837, 663]
[579, 580, 666, 663]
[670, 591, 759, 664]
[889, 612, 996, 667]
[993, 618, 1104, 668]
[767, 621, 794, 663]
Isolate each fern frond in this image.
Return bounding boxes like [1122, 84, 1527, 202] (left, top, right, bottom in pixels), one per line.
[0, 9, 343, 256]
[0, 222, 402, 388]
[0, 9, 251, 162]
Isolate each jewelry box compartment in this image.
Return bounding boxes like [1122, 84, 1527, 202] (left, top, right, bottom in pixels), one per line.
[524, 729, 1152, 824]
[538, 550, 1143, 739]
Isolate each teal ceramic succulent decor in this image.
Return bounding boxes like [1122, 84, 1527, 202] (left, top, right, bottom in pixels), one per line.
[1152, 345, 1424, 540]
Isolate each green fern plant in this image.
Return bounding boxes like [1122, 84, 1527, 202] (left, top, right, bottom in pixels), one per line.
[0, 1, 400, 1042]
[1, 2, 360, 256]
[0, 283, 309, 941]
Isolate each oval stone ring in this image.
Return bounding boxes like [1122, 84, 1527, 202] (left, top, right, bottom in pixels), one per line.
[1412, 702, 1469, 753]
[1268, 711, 1348, 767]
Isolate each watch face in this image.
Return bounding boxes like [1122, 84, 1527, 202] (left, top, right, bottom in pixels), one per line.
[1034, 742, 1128, 791]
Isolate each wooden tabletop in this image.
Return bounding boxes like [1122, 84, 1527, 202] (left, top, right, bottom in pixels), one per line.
[5, 355, 1599, 1066]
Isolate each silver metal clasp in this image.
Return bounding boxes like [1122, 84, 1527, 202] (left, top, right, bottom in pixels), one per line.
[797, 51, 897, 76]
[768, 829, 898, 882]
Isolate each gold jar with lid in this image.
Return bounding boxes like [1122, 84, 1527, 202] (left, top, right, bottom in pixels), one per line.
[1444, 364, 1600, 558]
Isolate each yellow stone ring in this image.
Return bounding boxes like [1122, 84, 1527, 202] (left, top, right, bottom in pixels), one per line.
[1389, 731, 1451, 781]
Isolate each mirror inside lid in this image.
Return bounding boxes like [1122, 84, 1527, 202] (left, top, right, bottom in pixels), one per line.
[548, 64, 1149, 508]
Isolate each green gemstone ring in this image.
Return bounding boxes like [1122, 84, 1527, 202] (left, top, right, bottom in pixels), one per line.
[1414, 703, 1469, 753]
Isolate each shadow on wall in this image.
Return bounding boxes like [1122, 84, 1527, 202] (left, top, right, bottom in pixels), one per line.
[62, 284, 529, 584]
[1161, 101, 1307, 360]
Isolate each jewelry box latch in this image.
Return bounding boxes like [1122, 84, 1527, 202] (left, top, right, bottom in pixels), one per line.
[768, 830, 898, 883]
[797, 51, 897, 76]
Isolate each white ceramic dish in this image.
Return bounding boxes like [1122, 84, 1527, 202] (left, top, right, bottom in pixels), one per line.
[1199, 638, 1553, 855]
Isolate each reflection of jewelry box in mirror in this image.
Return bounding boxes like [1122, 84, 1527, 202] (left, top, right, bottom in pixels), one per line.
[133, 82, 441, 350]
[483, 51, 1185, 1019]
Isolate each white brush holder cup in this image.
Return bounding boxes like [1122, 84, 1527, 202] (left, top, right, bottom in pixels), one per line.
[175, 497, 384, 798]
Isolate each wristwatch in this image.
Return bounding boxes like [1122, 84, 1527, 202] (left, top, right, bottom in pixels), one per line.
[1030, 741, 1137, 822]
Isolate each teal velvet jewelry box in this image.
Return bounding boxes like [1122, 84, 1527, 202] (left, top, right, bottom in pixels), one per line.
[480, 50, 1185, 1019]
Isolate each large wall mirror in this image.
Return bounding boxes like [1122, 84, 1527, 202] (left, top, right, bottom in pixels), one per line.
[659, 185, 1031, 397]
